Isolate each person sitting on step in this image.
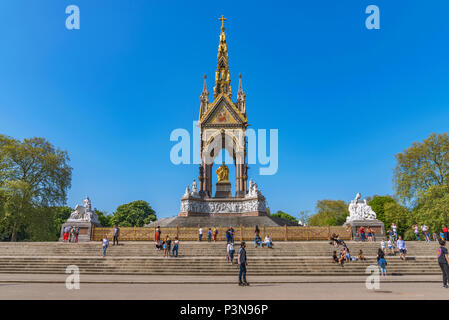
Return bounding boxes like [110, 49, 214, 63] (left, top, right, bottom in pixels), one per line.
[254, 235, 262, 248]
[263, 235, 273, 248]
[358, 249, 366, 261]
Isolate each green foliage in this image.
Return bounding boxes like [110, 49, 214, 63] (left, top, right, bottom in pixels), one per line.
[393, 133, 449, 203]
[97, 210, 113, 227]
[308, 200, 349, 226]
[383, 201, 411, 237]
[412, 184, 449, 234]
[368, 195, 396, 224]
[112, 200, 156, 227]
[0, 134, 72, 241]
[271, 210, 298, 224]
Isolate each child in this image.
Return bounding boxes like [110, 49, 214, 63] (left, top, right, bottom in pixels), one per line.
[358, 249, 366, 261]
[388, 239, 395, 255]
[378, 256, 387, 276]
[162, 240, 167, 257]
[380, 240, 386, 254]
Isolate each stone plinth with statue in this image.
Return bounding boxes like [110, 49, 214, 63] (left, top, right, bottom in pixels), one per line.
[344, 193, 386, 240]
[59, 196, 102, 242]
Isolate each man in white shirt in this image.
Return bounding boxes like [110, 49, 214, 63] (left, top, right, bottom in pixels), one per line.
[422, 225, 430, 242]
[198, 227, 203, 242]
[397, 236, 407, 260]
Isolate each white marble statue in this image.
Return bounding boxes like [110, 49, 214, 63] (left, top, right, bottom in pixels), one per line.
[247, 179, 262, 198]
[191, 179, 198, 193]
[67, 196, 100, 224]
[346, 193, 377, 223]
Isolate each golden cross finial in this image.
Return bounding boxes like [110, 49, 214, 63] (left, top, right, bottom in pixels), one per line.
[219, 15, 227, 28]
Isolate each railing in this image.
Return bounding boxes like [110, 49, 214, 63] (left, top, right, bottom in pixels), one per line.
[91, 225, 352, 241]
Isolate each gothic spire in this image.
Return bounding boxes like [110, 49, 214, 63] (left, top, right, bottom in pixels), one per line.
[237, 73, 246, 115]
[213, 15, 232, 99]
[200, 74, 209, 118]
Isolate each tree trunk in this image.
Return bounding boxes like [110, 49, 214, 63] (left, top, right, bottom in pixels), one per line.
[11, 221, 17, 242]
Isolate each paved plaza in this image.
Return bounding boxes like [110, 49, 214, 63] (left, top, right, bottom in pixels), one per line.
[1, 281, 448, 300]
[0, 274, 448, 300]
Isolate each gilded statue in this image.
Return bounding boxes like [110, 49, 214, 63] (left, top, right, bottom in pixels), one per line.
[216, 162, 229, 182]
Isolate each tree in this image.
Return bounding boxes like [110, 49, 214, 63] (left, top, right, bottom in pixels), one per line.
[0, 135, 72, 241]
[271, 210, 298, 224]
[51, 206, 72, 240]
[112, 200, 156, 227]
[383, 201, 411, 238]
[393, 133, 449, 203]
[96, 210, 113, 227]
[308, 200, 348, 226]
[413, 184, 449, 235]
[1, 180, 33, 241]
[368, 195, 396, 224]
[0, 136, 72, 206]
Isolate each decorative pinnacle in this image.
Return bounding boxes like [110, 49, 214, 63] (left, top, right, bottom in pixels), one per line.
[219, 15, 227, 30]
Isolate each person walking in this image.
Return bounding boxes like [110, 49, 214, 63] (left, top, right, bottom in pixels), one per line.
[227, 241, 235, 264]
[213, 227, 218, 242]
[443, 226, 449, 241]
[165, 236, 172, 257]
[238, 242, 249, 286]
[378, 255, 387, 276]
[102, 235, 109, 258]
[63, 226, 70, 242]
[413, 225, 420, 241]
[226, 228, 231, 243]
[255, 225, 260, 238]
[229, 226, 235, 243]
[68, 226, 74, 242]
[397, 236, 407, 260]
[387, 238, 395, 255]
[198, 227, 203, 242]
[380, 239, 386, 255]
[437, 239, 449, 288]
[359, 227, 365, 242]
[74, 227, 79, 243]
[113, 224, 120, 246]
[172, 237, 179, 257]
[70, 226, 76, 242]
[391, 223, 398, 240]
[207, 228, 212, 242]
[155, 226, 161, 245]
[422, 225, 430, 243]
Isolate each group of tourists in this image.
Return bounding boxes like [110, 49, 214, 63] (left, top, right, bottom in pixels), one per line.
[254, 226, 273, 248]
[154, 226, 180, 258]
[358, 226, 375, 242]
[62, 226, 80, 243]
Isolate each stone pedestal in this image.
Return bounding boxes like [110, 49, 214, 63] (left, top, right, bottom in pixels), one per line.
[344, 220, 386, 241]
[59, 221, 99, 242]
[215, 181, 232, 198]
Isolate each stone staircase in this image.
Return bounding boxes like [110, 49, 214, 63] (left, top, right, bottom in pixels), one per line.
[0, 241, 441, 276]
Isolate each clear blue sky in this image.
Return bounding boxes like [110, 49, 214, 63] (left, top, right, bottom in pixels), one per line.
[0, 0, 448, 219]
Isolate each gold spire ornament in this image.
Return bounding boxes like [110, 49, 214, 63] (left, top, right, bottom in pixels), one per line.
[214, 15, 232, 99]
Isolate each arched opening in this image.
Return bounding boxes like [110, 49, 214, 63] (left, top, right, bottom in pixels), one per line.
[201, 130, 246, 198]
